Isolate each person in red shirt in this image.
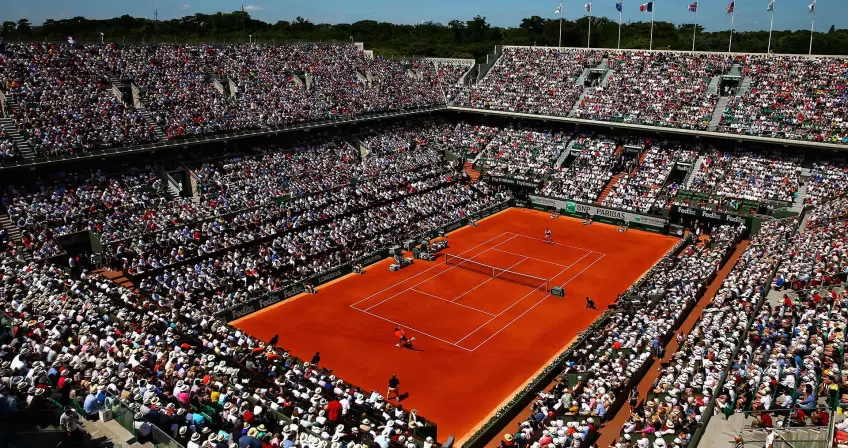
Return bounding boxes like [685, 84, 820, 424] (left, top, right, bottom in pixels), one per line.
[394, 327, 415, 348]
[327, 398, 343, 429]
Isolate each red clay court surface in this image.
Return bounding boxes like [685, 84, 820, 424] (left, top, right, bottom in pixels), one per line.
[232, 208, 678, 443]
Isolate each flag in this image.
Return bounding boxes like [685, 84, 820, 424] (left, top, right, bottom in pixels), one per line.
[616, 1, 623, 12]
[808, 0, 816, 13]
[766, 0, 774, 11]
[585, 2, 592, 12]
[689, 2, 698, 12]
[555, 2, 563, 14]
[639, 2, 653, 12]
[66, 36, 76, 45]
[726, 1, 735, 13]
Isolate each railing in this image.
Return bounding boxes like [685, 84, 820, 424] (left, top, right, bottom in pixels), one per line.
[686, 215, 801, 448]
[108, 400, 183, 448]
[0, 106, 444, 171]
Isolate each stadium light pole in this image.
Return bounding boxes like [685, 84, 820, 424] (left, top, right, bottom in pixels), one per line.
[587, 2, 593, 48]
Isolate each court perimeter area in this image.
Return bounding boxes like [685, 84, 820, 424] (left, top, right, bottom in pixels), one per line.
[232, 208, 678, 442]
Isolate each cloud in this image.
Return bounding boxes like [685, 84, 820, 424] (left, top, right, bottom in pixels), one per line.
[181, 4, 191, 10]
[243, 4, 264, 11]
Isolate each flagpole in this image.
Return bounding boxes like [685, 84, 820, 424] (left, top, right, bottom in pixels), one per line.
[588, 4, 593, 48]
[692, 7, 698, 52]
[767, 0, 775, 54]
[649, 6, 654, 50]
[618, 9, 622, 49]
[728, 3, 735, 53]
[809, 1, 816, 55]
[558, 1, 564, 48]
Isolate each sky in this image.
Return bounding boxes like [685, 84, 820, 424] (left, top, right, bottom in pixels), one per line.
[1, 0, 845, 33]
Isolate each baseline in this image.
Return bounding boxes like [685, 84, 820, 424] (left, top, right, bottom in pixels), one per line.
[349, 231, 510, 309]
[504, 231, 604, 255]
[359, 234, 519, 312]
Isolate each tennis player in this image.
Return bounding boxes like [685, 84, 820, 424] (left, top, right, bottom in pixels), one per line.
[544, 228, 554, 245]
[394, 327, 416, 348]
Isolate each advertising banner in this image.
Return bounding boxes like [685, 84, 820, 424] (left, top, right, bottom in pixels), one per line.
[481, 174, 541, 189]
[671, 205, 752, 227]
[528, 196, 668, 230]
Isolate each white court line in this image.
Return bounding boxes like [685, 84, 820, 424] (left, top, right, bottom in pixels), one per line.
[450, 256, 529, 303]
[454, 250, 593, 345]
[349, 231, 510, 308]
[362, 235, 519, 312]
[491, 248, 570, 268]
[410, 289, 496, 316]
[467, 252, 607, 352]
[350, 306, 473, 352]
[505, 232, 603, 255]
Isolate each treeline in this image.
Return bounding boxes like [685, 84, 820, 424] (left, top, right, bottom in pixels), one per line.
[2, 12, 847, 61]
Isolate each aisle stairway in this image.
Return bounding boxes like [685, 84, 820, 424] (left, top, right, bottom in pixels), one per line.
[596, 173, 622, 205]
[684, 155, 707, 189]
[137, 108, 167, 141]
[463, 162, 481, 183]
[568, 90, 588, 118]
[0, 213, 23, 243]
[738, 76, 752, 96]
[0, 115, 36, 160]
[554, 142, 573, 168]
[708, 96, 730, 132]
[82, 416, 154, 448]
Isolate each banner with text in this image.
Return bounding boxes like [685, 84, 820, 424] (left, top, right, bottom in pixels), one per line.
[481, 174, 542, 189]
[528, 195, 668, 230]
[671, 205, 752, 228]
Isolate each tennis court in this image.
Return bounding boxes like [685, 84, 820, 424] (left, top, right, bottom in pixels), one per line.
[350, 232, 605, 352]
[232, 208, 677, 442]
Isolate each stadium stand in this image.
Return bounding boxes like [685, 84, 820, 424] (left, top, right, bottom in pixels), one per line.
[449, 48, 601, 117]
[719, 56, 848, 144]
[573, 52, 729, 130]
[474, 126, 568, 181]
[5, 38, 848, 448]
[541, 134, 620, 204]
[0, 43, 159, 156]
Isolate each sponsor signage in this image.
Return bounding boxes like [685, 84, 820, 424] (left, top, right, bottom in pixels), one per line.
[444, 220, 464, 232]
[224, 283, 308, 320]
[313, 266, 347, 285]
[528, 196, 668, 229]
[481, 174, 541, 189]
[353, 249, 388, 267]
[672, 206, 751, 226]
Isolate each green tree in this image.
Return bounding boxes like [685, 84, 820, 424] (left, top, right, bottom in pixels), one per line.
[16, 19, 32, 35]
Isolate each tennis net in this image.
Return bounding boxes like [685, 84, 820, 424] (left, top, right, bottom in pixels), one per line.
[444, 253, 549, 291]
